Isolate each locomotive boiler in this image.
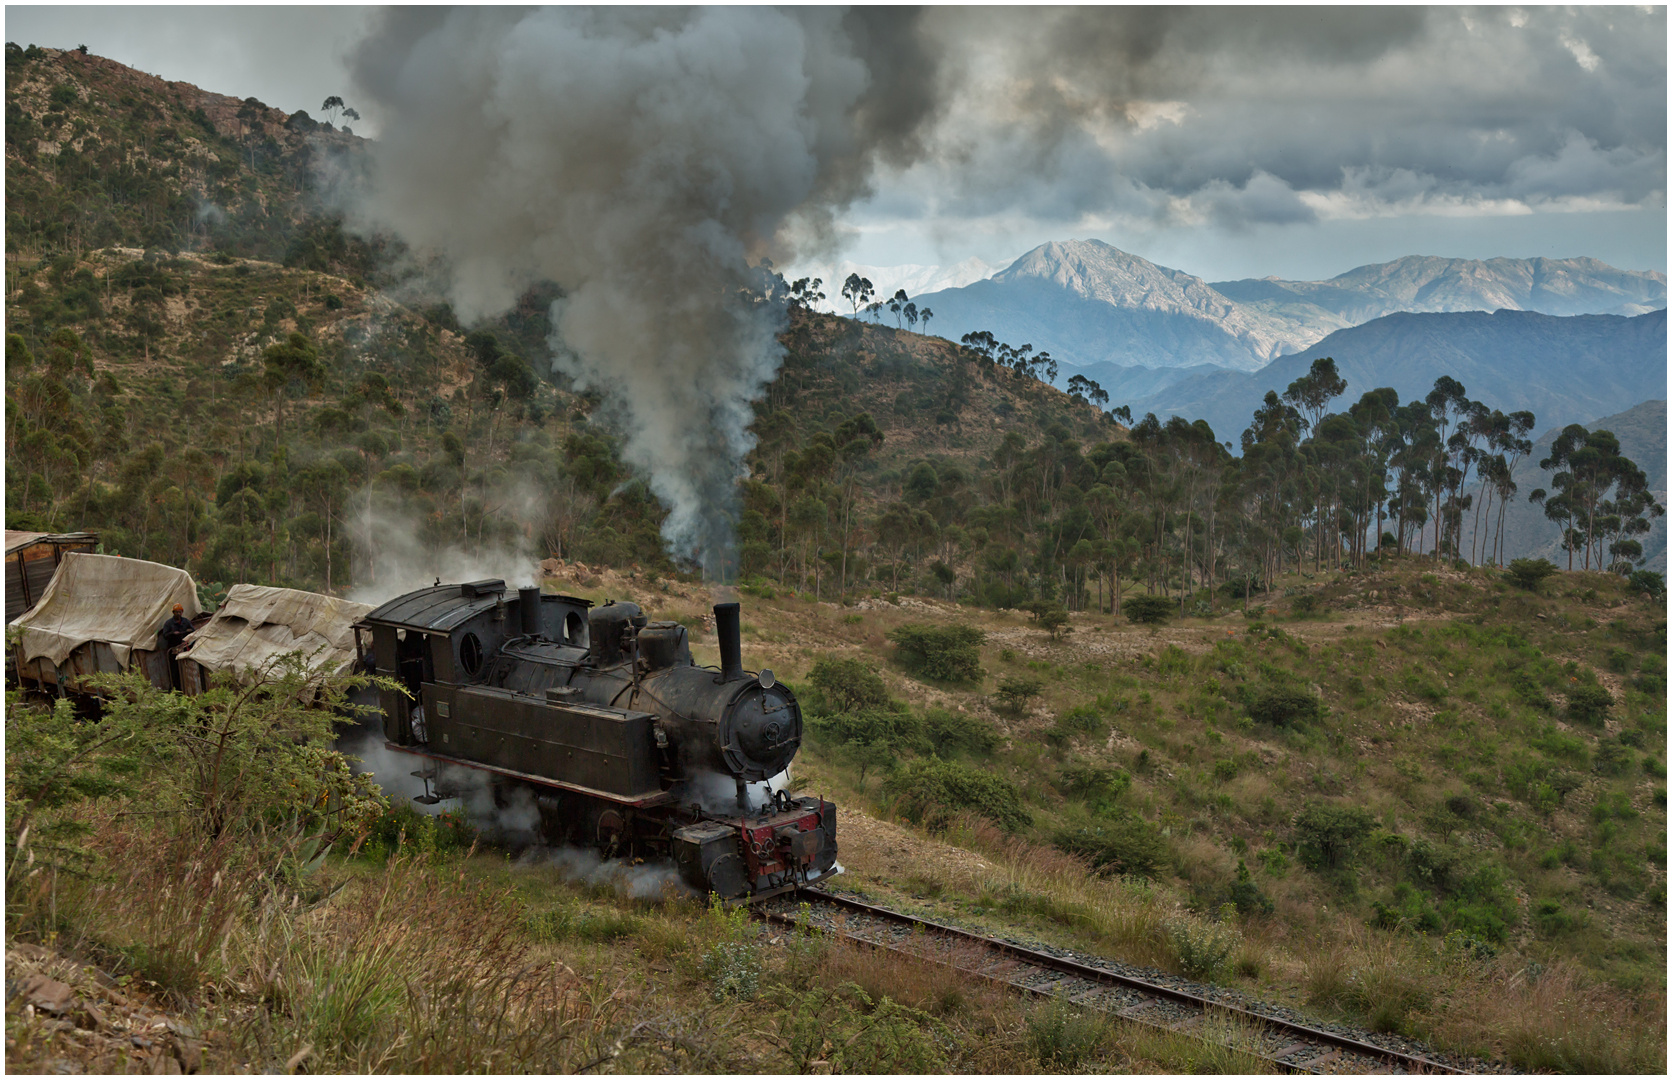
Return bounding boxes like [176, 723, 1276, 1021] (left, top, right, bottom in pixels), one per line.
[360, 579, 837, 899]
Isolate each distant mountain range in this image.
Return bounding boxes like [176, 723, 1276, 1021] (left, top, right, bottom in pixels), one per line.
[907, 239, 1666, 373]
[1120, 308, 1667, 446]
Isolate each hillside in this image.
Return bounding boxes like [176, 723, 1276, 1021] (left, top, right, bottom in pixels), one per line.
[1124, 308, 1668, 446]
[5, 45, 1666, 1077]
[9, 556, 1666, 1073]
[4, 42, 367, 266]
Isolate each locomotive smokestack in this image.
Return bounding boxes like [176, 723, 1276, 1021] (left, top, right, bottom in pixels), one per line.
[518, 587, 541, 636]
[714, 602, 742, 681]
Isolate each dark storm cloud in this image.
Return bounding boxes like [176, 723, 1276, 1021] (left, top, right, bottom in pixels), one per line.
[903, 6, 1665, 225]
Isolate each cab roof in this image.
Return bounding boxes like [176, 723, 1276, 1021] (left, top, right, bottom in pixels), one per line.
[363, 581, 592, 632]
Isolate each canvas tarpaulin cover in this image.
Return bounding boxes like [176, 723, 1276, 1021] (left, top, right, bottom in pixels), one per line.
[11, 552, 200, 668]
[181, 584, 371, 681]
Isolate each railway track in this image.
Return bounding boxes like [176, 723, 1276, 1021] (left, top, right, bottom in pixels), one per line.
[759, 887, 1469, 1075]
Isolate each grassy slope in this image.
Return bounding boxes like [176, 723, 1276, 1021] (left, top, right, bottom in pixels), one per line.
[5, 46, 1664, 1076]
[518, 551, 1668, 1070]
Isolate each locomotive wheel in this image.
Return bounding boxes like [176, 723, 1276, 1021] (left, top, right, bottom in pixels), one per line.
[598, 809, 626, 859]
[706, 853, 750, 900]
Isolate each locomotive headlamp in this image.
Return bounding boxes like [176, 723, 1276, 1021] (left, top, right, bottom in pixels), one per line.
[759, 668, 775, 688]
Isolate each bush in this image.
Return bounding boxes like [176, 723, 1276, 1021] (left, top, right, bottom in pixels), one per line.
[1124, 593, 1175, 625]
[994, 675, 1044, 715]
[1057, 762, 1131, 810]
[808, 656, 894, 714]
[1505, 558, 1559, 591]
[808, 706, 926, 755]
[1565, 683, 1613, 727]
[888, 623, 985, 684]
[1247, 685, 1323, 726]
[1292, 804, 1377, 869]
[1534, 899, 1584, 937]
[1593, 741, 1635, 777]
[920, 708, 997, 757]
[1025, 1000, 1110, 1070]
[1164, 907, 1241, 981]
[1024, 601, 1072, 640]
[889, 759, 1031, 832]
[1627, 569, 1665, 599]
[1225, 859, 1275, 916]
[1051, 813, 1168, 876]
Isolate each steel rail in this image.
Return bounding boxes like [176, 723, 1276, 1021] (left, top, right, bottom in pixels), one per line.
[763, 886, 1465, 1075]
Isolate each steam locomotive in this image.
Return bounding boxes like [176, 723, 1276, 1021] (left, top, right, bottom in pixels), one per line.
[360, 580, 837, 900]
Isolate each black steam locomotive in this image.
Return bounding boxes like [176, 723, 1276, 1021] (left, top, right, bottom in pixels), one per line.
[360, 580, 837, 900]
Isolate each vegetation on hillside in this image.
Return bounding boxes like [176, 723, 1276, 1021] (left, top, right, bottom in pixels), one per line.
[5, 44, 1664, 1075]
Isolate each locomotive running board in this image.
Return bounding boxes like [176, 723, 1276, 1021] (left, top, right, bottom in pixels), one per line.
[385, 742, 674, 808]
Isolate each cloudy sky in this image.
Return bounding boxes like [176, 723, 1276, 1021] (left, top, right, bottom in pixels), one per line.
[8, 5, 1664, 283]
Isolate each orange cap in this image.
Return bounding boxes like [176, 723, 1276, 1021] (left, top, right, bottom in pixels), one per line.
[173, 604, 184, 613]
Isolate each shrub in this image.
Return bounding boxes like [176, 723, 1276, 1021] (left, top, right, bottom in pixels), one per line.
[1247, 685, 1323, 726]
[1533, 899, 1584, 937]
[1225, 859, 1275, 916]
[1124, 593, 1175, 625]
[1025, 1000, 1110, 1069]
[808, 706, 926, 756]
[1505, 558, 1559, 591]
[1054, 703, 1105, 738]
[920, 708, 997, 757]
[1051, 813, 1168, 876]
[1593, 741, 1635, 777]
[1057, 762, 1131, 809]
[1025, 601, 1072, 640]
[808, 656, 893, 713]
[1442, 865, 1519, 943]
[1565, 683, 1613, 727]
[993, 675, 1044, 715]
[1163, 906, 1241, 981]
[1292, 804, 1377, 869]
[1627, 569, 1665, 599]
[700, 940, 761, 1000]
[889, 759, 1031, 832]
[888, 623, 985, 684]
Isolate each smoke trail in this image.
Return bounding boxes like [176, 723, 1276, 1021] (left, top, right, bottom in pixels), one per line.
[339, 8, 938, 570]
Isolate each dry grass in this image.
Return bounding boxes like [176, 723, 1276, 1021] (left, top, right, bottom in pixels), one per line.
[1428, 957, 1666, 1073]
[7, 814, 629, 1073]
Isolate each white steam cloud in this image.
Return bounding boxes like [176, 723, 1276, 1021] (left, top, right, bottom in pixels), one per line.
[522, 846, 693, 902]
[339, 8, 932, 568]
[345, 495, 541, 607]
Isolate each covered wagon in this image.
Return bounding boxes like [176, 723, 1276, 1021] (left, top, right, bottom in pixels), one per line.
[6, 530, 98, 622]
[10, 552, 200, 694]
[176, 584, 373, 694]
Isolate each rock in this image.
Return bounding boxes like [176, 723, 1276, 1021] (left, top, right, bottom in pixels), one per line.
[21, 974, 76, 1014]
[174, 1038, 202, 1072]
[74, 1002, 107, 1030]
